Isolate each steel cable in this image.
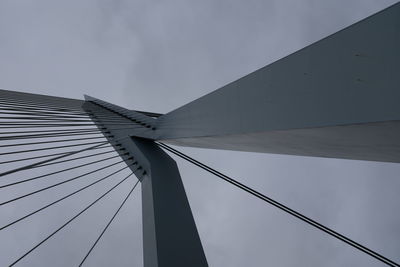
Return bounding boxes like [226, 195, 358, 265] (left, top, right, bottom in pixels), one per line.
[157, 142, 400, 267]
[79, 179, 140, 266]
[0, 159, 129, 205]
[8, 172, 134, 267]
[0, 145, 112, 165]
[0, 154, 126, 189]
[0, 141, 111, 176]
[0, 164, 137, 231]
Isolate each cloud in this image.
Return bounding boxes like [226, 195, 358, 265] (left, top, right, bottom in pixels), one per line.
[0, 0, 398, 266]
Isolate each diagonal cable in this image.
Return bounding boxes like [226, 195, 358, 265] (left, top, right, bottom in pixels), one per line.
[0, 128, 100, 135]
[0, 136, 105, 148]
[0, 107, 90, 117]
[157, 142, 400, 267]
[35, 150, 116, 168]
[7, 153, 120, 174]
[0, 145, 112, 165]
[8, 172, 134, 267]
[0, 131, 102, 141]
[0, 163, 138, 231]
[0, 141, 111, 177]
[0, 116, 133, 123]
[0, 141, 108, 157]
[0, 159, 130, 206]
[0, 155, 126, 190]
[0, 110, 92, 119]
[79, 179, 140, 266]
[0, 99, 84, 112]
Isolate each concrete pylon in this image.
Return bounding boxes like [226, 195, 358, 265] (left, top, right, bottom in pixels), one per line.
[82, 100, 208, 267]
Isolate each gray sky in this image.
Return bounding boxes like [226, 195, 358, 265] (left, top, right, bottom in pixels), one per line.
[0, 0, 399, 266]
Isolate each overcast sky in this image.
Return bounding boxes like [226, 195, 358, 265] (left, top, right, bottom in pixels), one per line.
[0, 0, 399, 266]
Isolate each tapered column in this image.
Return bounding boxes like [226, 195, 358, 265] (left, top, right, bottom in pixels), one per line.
[82, 100, 208, 267]
[131, 138, 208, 267]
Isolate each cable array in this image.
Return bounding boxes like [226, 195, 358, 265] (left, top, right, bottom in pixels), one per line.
[9, 172, 136, 266]
[79, 179, 140, 266]
[0, 90, 140, 266]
